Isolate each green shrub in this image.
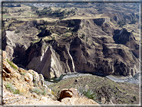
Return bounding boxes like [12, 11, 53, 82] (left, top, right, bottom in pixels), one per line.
[42, 88, 47, 96]
[130, 18, 137, 24]
[7, 59, 18, 70]
[13, 89, 20, 94]
[83, 89, 96, 100]
[52, 37, 55, 40]
[5, 82, 20, 94]
[20, 72, 26, 75]
[15, 30, 20, 33]
[31, 88, 42, 95]
[31, 88, 46, 95]
[118, 20, 126, 27]
[86, 37, 88, 42]
[77, 85, 97, 101]
[5, 82, 14, 90]
[81, 34, 85, 39]
[133, 96, 136, 101]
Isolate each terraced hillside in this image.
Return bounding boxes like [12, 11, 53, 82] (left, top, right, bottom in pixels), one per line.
[2, 2, 141, 105]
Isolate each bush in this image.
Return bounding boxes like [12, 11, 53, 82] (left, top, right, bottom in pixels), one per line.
[31, 87, 47, 96]
[77, 85, 97, 101]
[81, 34, 85, 39]
[130, 18, 137, 24]
[20, 72, 26, 75]
[52, 37, 55, 40]
[83, 89, 96, 100]
[7, 59, 18, 70]
[5, 83, 20, 94]
[15, 30, 20, 33]
[86, 37, 88, 42]
[133, 96, 136, 101]
[118, 20, 126, 27]
[31, 88, 42, 95]
[42, 89, 47, 96]
[13, 89, 20, 94]
[31, 6, 38, 11]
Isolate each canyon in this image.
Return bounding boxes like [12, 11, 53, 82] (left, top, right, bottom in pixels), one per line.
[1, 2, 140, 105]
[2, 18, 139, 79]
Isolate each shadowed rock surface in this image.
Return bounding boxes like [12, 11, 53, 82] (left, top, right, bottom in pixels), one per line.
[2, 18, 139, 79]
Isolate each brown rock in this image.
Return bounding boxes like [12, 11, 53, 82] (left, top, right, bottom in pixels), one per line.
[61, 97, 100, 105]
[59, 88, 100, 105]
[31, 93, 38, 98]
[59, 89, 73, 100]
[24, 73, 33, 82]
[68, 88, 79, 97]
[18, 68, 27, 73]
[59, 88, 79, 101]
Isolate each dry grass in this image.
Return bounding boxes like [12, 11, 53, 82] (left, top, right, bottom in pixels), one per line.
[48, 75, 139, 104]
[15, 84, 28, 95]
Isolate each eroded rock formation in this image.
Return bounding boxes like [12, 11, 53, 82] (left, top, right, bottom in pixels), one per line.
[2, 51, 100, 105]
[2, 18, 139, 78]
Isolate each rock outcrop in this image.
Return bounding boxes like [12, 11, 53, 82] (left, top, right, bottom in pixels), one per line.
[27, 44, 63, 78]
[2, 18, 139, 78]
[2, 51, 100, 105]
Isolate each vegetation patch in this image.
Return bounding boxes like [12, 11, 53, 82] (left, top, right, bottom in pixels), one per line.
[35, 7, 75, 19]
[31, 88, 42, 95]
[48, 75, 139, 104]
[15, 30, 20, 33]
[7, 59, 18, 70]
[118, 20, 126, 27]
[20, 72, 26, 75]
[31, 87, 47, 96]
[32, 39, 41, 44]
[5, 82, 20, 94]
[81, 33, 85, 39]
[78, 85, 97, 101]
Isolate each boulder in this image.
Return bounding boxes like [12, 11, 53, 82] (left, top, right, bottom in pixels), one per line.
[24, 73, 33, 82]
[59, 88, 79, 101]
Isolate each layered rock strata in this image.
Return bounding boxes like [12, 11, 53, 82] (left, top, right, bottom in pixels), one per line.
[2, 18, 139, 78]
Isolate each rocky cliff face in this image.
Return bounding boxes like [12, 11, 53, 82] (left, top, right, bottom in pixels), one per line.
[2, 18, 139, 78]
[2, 51, 100, 105]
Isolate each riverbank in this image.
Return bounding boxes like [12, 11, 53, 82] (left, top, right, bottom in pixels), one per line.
[106, 72, 140, 85]
[48, 73, 140, 104]
[44, 72, 140, 86]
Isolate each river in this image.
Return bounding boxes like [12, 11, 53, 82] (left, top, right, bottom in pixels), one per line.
[44, 72, 141, 85]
